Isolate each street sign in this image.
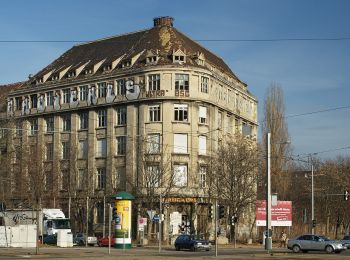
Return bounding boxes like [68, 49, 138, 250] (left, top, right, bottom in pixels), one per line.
[153, 214, 160, 222]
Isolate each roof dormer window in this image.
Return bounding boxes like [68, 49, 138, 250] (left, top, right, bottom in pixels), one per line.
[121, 60, 131, 68]
[147, 56, 158, 64]
[51, 74, 59, 81]
[84, 68, 93, 75]
[172, 49, 186, 63]
[103, 64, 112, 71]
[36, 77, 44, 84]
[67, 71, 76, 78]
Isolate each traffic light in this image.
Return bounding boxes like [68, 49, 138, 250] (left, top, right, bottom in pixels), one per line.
[208, 204, 214, 219]
[312, 219, 316, 228]
[344, 190, 349, 201]
[218, 205, 225, 219]
[231, 214, 238, 225]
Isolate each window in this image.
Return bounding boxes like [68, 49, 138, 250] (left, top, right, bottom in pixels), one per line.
[79, 112, 89, 130]
[114, 167, 125, 189]
[96, 139, 107, 158]
[149, 104, 161, 122]
[15, 97, 22, 111]
[62, 89, 71, 104]
[77, 169, 86, 190]
[98, 82, 107, 98]
[60, 169, 69, 191]
[116, 136, 126, 155]
[96, 168, 106, 190]
[147, 134, 160, 153]
[46, 117, 54, 133]
[97, 110, 107, 127]
[116, 107, 127, 125]
[199, 166, 207, 188]
[147, 56, 157, 63]
[46, 91, 54, 106]
[146, 165, 160, 187]
[173, 134, 187, 153]
[175, 74, 189, 91]
[62, 115, 71, 132]
[61, 142, 70, 160]
[80, 85, 88, 101]
[235, 118, 239, 133]
[218, 111, 222, 129]
[148, 74, 160, 91]
[116, 79, 125, 95]
[45, 143, 53, 161]
[174, 104, 188, 122]
[173, 164, 187, 187]
[199, 136, 207, 155]
[199, 106, 207, 124]
[31, 95, 37, 108]
[201, 76, 209, 93]
[174, 55, 185, 62]
[242, 122, 252, 137]
[30, 118, 38, 135]
[78, 140, 88, 159]
[226, 116, 233, 133]
[15, 121, 22, 137]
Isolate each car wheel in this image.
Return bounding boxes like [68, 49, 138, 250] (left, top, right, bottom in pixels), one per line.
[191, 245, 196, 251]
[79, 240, 84, 246]
[325, 245, 334, 253]
[175, 245, 180, 251]
[292, 245, 301, 253]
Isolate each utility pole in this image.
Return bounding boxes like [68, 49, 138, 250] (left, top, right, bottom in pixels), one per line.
[215, 199, 218, 257]
[311, 161, 314, 235]
[265, 133, 272, 251]
[159, 193, 162, 253]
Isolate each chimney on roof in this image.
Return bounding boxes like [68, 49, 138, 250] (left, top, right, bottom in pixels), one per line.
[153, 16, 174, 27]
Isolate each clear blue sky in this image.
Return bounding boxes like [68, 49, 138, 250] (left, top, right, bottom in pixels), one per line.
[1, 0, 349, 159]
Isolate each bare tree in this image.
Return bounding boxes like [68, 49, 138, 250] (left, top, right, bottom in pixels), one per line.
[128, 135, 181, 241]
[261, 82, 291, 200]
[207, 133, 259, 242]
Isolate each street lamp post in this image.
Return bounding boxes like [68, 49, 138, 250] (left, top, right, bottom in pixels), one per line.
[265, 133, 272, 251]
[311, 161, 314, 235]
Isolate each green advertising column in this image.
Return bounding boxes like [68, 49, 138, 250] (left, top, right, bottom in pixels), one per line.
[113, 191, 135, 249]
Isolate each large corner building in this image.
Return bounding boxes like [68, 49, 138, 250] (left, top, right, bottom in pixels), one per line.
[0, 17, 258, 240]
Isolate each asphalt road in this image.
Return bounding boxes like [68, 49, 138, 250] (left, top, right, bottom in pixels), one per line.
[2, 245, 350, 259]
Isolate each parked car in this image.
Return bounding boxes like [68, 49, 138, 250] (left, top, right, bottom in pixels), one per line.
[97, 235, 115, 247]
[174, 234, 211, 251]
[43, 234, 57, 245]
[287, 234, 346, 253]
[73, 233, 97, 246]
[341, 235, 350, 249]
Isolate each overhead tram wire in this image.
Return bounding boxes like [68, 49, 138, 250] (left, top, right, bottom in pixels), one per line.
[1, 36, 350, 43]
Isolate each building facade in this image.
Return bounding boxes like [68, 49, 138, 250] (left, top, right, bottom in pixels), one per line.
[0, 17, 258, 240]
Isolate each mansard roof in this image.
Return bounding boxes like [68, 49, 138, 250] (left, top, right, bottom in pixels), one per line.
[30, 21, 241, 85]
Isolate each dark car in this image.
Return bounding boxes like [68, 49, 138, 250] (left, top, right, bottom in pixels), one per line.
[97, 235, 115, 247]
[287, 234, 346, 253]
[174, 235, 211, 251]
[43, 234, 57, 245]
[73, 233, 97, 246]
[341, 235, 350, 249]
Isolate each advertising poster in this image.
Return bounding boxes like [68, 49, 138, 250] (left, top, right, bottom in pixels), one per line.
[256, 200, 292, 226]
[115, 199, 132, 247]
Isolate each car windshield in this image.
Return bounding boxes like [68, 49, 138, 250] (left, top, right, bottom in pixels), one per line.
[53, 219, 71, 229]
[318, 236, 330, 241]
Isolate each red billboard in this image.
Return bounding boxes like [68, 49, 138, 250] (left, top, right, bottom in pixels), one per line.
[256, 200, 292, 227]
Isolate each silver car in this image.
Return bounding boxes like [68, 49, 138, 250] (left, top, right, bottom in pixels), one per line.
[287, 234, 346, 254]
